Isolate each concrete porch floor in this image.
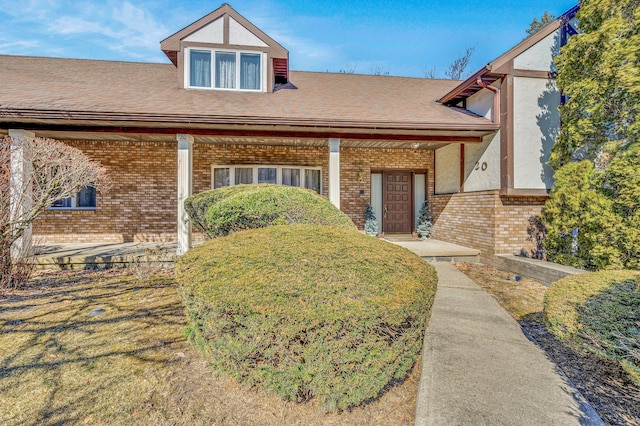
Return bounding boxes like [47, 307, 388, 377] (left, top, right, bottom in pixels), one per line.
[383, 234, 481, 263]
[32, 235, 480, 270]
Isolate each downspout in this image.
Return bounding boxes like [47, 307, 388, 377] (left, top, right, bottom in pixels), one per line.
[477, 76, 500, 124]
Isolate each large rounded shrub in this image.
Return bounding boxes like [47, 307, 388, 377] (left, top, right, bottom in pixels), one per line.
[175, 225, 437, 411]
[544, 270, 640, 384]
[184, 184, 356, 238]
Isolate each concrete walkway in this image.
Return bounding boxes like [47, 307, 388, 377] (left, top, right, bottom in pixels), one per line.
[414, 262, 603, 426]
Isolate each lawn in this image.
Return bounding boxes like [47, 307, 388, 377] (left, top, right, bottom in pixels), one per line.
[0, 269, 419, 425]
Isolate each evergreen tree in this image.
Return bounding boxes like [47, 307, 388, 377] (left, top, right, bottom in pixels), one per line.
[541, 161, 624, 270]
[415, 202, 432, 240]
[541, 0, 640, 270]
[364, 204, 379, 236]
[526, 11, 556, 36]
[552, 0, 639, 169]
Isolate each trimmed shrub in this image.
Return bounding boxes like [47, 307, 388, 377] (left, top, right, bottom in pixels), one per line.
[184, 184, 356, 238]
[364, 203, 379, 236]
[415, 201, 432, 240]
[544, 270, 640, 384]
[175, 225, 437, 411]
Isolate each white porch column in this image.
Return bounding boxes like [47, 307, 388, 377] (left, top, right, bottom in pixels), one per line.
[8, 129, 35, 258]
[176, 134, 193, 256]
[328, 138, 341, 209]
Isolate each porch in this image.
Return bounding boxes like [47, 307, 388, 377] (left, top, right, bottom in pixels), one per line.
[32, 236, 480, 270]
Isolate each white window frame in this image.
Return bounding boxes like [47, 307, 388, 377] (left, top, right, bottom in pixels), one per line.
[211, 165, 322, 193]
[48, 189, 97, 211]
[185, 47, 266, 92]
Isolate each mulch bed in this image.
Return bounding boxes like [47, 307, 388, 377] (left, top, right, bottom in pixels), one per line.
[521, 319, 640, 425]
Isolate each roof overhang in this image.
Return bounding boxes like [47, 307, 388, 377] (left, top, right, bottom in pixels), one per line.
[0, 112, 498, 147]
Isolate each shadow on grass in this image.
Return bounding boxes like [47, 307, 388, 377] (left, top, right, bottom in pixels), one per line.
[520, 317, 640, 425]
[0, 271, 187, 425]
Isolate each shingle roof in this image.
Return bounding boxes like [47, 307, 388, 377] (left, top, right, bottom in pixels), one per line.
[0, 55, 494, 132]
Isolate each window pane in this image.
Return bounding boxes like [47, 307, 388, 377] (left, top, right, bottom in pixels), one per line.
[190, 50, 211, 87]
[77, 186, 96, 208]
[235, 168, 253, 184]
[240, 53, 261, 90]
[258, 167, 276, 184]
[215, 52, 236, 89]
[213, 168, 230, 189]
[305, 169, 321, 193]
[52, 197, 72, 208]
[282, 168, 300, 187]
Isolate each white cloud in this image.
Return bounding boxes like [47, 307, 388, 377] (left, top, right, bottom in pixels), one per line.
[110, 1, 169, 51]
[0, 40, 41, 52]
[49, 16, 118, 37]
[0, 0, 169, 61]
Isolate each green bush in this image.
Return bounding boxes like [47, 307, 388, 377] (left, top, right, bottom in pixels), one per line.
[544, 270, 640, 384]
[175, 225, 437, 411]
[541, 161, 625, 270]
[184, 184, 356, 238]
[542, 144, 640, 271]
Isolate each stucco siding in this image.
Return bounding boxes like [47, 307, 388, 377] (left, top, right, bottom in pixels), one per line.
[467, 82, 500, 119]
[183, 17, 224, 43]
[463, 133, 501, 192]
[435, 143, 460, 194]
[513, 30, 560, 72]
[513, 76, 558, 189]
[229, 16, 269, 47]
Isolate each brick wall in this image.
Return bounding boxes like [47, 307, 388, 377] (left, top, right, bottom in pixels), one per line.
[340, 147, 434, 228]
[495, 196, 547, 256]
[34, 140, 435, 243]
[432, 190, 546, 263]
[192, 143, 328, 195]
[34, 140, 177, 243]
[33, 139, 542, 264]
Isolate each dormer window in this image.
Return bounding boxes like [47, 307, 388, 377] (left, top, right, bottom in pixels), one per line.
[161, 4, 290, 93]
[186, 48, 264, 91]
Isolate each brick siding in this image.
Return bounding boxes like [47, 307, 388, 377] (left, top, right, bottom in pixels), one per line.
[340, 147, 434, 228]
[34, 139, 544, 264]
[432, 190, 546, 263]
[34, 140, 177, 243]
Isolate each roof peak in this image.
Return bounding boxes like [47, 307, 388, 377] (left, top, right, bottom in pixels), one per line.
[160, 3, 287, 66]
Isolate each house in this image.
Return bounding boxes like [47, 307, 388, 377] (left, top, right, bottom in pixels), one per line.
[0, 4, 579, 262]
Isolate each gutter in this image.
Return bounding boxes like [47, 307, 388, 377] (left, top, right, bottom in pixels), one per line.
[0, 108, 499, 133]
[476, 76, 500, 124]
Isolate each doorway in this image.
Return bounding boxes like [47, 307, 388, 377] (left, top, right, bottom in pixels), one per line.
[382, 171, 413, 233]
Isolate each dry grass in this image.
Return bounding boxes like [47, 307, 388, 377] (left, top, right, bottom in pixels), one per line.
[0, 269, 419, 425]
[454, 262, 547, 321]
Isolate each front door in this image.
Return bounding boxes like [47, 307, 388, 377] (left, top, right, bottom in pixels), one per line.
[383, 171, 412, 233]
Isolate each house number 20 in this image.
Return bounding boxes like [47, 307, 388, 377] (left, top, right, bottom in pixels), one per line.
[474, 161, 488, 171]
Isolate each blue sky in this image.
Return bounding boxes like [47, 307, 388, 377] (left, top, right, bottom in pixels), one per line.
[0, 0, 577, 78]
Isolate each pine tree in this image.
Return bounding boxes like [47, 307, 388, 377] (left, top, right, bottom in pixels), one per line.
[415, 202, 432, 240]
[364, 204, 379, 236]
[526, 11, 556, 36]
[541, 0, 640, 270]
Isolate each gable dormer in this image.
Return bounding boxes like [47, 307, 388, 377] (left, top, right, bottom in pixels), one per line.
[160, 3, 289, 93]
